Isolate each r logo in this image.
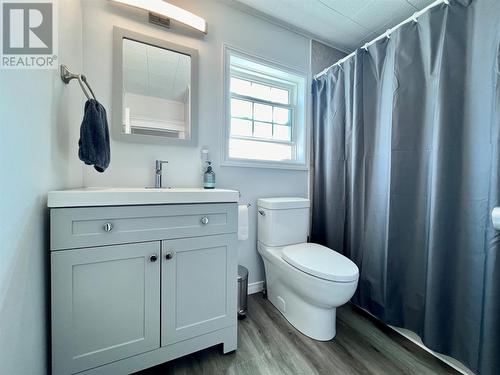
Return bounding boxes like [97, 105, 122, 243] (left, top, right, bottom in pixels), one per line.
[2, 2, 53, 54]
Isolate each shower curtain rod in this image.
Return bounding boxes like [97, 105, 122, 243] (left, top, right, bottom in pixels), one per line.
[313, 0, 449, 80]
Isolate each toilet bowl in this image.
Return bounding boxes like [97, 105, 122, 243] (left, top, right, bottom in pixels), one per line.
[257, 197, 359, 341]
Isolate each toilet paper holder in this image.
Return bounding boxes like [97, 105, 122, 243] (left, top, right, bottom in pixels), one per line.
[237, 190, 251, 207]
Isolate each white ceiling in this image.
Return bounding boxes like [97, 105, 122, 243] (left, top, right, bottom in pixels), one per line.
[231, 0, 436, 51]
[123, 38, 190, 102]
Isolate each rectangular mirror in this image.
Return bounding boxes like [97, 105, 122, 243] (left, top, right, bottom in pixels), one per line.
[113, 27, 198, 146]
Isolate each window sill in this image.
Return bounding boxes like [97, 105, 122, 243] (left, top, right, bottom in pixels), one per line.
[221, 158, 309, 171]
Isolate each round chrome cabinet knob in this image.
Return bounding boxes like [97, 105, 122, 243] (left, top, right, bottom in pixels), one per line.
[165, 252, 174, 260]
[103, 222, 113, 232]
[150, 254, 158, 262]
[201, 217, 209, 225]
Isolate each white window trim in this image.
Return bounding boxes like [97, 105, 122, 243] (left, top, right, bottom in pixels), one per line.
[221, 45, 310, 171]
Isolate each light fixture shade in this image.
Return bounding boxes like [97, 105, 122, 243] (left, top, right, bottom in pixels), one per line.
[111, 0, 207, 33]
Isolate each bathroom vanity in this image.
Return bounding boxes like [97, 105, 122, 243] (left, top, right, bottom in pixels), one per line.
[48, 188, 239, 375]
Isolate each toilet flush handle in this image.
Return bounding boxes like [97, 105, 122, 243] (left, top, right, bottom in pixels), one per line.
[258, 210, 266, 216]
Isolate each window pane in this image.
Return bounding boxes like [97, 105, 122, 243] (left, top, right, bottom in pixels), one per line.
[227, 51, 306, 166]
[254, 103, 273, 122]
[250, 82, 271, 101]
[231, 118, 252, 137]
[270, 87, 290, 104]
[273, 107, 290, 124]
[231, 76, 290, 105]
[254, 122, 273, 139]
[230, 77, 252, 96]
[231, 99, 252, 119]
[273, 125, 291, 141]
[229, 138, 292, 161]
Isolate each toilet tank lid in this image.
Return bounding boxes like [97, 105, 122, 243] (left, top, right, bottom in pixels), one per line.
[257, 197, 310, 210]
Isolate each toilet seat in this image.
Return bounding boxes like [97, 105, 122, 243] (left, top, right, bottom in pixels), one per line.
[282, 243, 359, 282]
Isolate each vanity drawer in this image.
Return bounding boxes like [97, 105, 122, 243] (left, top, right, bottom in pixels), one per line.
[50, 203, 237, 250]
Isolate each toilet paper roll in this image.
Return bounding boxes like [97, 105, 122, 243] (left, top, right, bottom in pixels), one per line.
[238, 204, 249, 241]
[492, 207, 500, 230]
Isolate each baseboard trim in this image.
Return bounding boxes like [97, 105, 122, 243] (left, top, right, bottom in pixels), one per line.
[248, 281, 264, 295]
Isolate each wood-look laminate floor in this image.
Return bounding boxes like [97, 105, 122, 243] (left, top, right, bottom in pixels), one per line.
[137, 294, 460, 375]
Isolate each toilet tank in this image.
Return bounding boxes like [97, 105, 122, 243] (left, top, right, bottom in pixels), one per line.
[257, 197, 310, 247]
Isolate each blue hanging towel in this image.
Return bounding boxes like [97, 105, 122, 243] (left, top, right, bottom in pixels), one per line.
[78, 99, 110, 172]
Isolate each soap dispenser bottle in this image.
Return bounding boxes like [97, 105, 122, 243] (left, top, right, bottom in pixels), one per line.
[203, 162, 215, 189]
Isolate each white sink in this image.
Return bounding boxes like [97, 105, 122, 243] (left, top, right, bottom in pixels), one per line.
[47, 187, 240, 208]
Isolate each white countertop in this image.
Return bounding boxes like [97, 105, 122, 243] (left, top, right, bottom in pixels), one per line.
[47, 187, 240, 208]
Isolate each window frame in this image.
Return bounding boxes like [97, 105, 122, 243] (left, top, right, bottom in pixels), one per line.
[221, 46, 309, 170]
[230, 72, 296, 145]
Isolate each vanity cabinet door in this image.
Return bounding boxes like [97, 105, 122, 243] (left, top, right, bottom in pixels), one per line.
[51, 242, 161, 375]
[161, 234, 237, 346]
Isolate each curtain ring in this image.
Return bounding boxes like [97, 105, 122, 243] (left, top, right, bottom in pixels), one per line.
[385, 29, 391, 39]
[411, 13, 419, 23]
[443, 0, 450, 5]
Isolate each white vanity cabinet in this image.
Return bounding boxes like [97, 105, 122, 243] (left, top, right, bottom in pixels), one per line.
[49, 199, 238, 375]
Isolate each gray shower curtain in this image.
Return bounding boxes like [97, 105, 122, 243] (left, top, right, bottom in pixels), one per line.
[311, 0, 500, 374]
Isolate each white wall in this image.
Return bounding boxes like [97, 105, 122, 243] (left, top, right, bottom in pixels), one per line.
[81, 0, 311, 284]
[124, 94, 186, 123]
[0, 1, 84, 374]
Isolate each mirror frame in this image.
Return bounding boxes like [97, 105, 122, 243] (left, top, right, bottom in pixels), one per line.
[113, 26, 199, 146]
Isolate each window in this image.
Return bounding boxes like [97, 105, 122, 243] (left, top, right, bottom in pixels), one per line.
[223, 47, 308, 169]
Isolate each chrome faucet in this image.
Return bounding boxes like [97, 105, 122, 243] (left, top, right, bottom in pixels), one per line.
[155, 160, 168, 188]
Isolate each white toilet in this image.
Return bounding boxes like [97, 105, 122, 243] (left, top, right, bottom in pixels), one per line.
[257, 197, 359, 341]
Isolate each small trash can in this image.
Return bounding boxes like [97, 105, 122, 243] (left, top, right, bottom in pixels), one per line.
[237, 265, 248, 319]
